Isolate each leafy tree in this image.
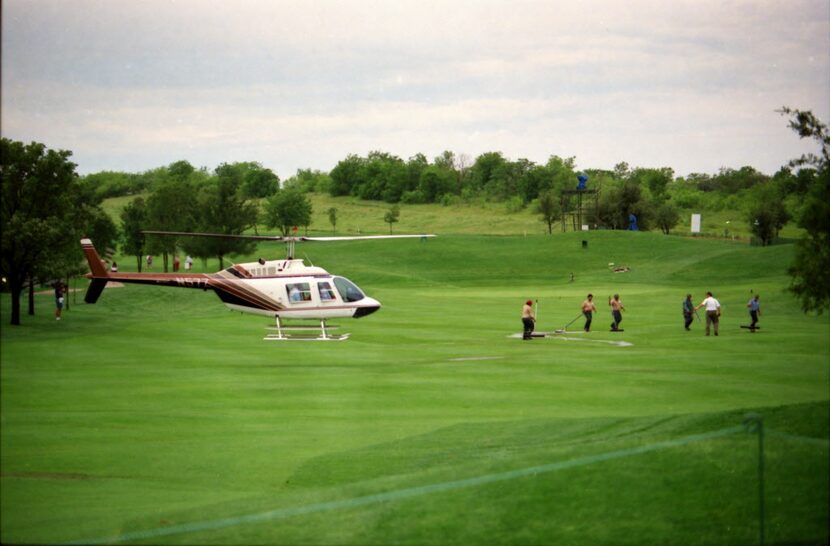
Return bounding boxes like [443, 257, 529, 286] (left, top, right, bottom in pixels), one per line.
[667, 178, 705, 209]
[779, 107, 830, 313]
[383, 205, 400, 234]
[329, 154, 364, 196]
[80, 170, 147, 199]
[747, 201, 789, 245]
[418, 165, 455, 203]
[167, 160, 196, 182]
[193, 164, 259, 268]
[237, 162, 280, 199]
[695, 166, 768, 193]
[283, 168, 329, 194]
[537, 191, 561, 234]
[263, 189, 312, 236]
[630, 168, 674, 201]
[121, 197, 147, 271]
[468, 152, 507, 195]
[592, 179, 653, 231]
[1, 139, 80, 325]
[613, 162, 630, 180]
[745, 181, 790, 246]
[406, 153, 429, 194]
[654, 202, 680, 234]
[355, 152, 408, 202]
[82, 205, 119, 256]
[144, 178, 198, 271]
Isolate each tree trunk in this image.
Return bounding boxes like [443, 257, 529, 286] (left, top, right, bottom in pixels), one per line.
[28, 275, 35, 315]
[9, 283, 22, 325]
[65, 275, 70, 310]
[136, 254, 142, 272]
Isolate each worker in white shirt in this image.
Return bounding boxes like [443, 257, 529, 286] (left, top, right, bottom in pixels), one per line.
[695, 291, 721, 336]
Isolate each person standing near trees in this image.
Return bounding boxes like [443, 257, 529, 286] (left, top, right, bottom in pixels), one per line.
[54, 282, 64, 321]
[581, 294, 597, 332]
[695, 291, 721, 336]
[521, 299, 536, 340]
[609, 294, 625, 331]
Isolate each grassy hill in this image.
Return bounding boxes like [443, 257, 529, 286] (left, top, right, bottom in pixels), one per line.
[101, 191, 807, 240]
[1, 231, 827, 545]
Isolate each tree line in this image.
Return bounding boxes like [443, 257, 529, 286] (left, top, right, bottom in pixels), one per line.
[76, 148, 810, 243]
[2, 107, 828, 324]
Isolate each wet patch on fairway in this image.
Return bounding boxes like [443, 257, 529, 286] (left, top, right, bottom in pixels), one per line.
[507, 333, 633, 347]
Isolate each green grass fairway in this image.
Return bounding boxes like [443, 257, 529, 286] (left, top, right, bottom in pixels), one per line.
[2, 231, 828, 545]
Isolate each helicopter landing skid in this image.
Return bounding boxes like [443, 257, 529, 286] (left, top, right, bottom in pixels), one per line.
[264, 318, 350, 341]
[264, 333, 351, 341]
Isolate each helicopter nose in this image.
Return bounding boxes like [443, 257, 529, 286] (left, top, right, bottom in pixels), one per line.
[354, 297, 381, 318]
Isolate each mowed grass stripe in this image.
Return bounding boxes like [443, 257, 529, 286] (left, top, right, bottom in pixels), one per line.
[64, 425, 745, 545]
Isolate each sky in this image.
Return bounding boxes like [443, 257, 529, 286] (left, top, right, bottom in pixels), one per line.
[2, 0, 829, 178]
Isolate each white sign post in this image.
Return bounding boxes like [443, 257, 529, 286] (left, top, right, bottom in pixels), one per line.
[691, 213, 701, 234]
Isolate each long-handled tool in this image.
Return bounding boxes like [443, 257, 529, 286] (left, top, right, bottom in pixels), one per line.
[555, 312, 583, 334]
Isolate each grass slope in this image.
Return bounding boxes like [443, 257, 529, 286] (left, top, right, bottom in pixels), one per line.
[101, 191, 806, 239]
[1, 232, 828, 545]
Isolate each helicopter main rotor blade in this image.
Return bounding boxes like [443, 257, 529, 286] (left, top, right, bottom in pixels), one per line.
[299, 235, 435, 242]
[142, 230, 287, 241]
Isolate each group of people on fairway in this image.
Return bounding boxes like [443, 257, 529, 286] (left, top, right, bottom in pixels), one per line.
[521, 293, 626, 340]
[683, 292, 761, 336]
[521, 292, 761, 339]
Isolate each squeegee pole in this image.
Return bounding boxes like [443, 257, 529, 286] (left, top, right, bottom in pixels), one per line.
[564, 312, 582, 329]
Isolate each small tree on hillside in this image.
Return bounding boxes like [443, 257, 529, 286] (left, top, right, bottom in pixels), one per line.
[328, 207, 338, 234]
[537, 191, 561, 234]
[746, 195, 790, 246]
[263, 190, 312, 236]
[383, 205, 400, 234]
[655, 202, 680, 234]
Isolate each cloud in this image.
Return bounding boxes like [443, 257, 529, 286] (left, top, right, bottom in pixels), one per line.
[2, 0, 828, 176]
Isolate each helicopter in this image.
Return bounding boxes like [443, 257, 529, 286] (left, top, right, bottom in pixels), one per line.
[80, 231, 434, 341]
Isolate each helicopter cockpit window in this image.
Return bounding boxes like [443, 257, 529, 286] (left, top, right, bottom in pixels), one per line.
[333, 277, 365, 302]
[286, 282, 311, 303]
[318, 281, 336, 302]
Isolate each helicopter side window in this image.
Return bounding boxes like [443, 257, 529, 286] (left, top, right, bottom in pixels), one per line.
[286, 282, 311, 303]
[318, 281, 336, 302]
[333, 277, 365, 302]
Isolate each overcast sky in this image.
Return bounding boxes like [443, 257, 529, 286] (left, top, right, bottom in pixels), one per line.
[2, 0, 828, 178]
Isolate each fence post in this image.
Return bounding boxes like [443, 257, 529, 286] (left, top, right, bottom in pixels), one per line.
[744, 413, 765, 546]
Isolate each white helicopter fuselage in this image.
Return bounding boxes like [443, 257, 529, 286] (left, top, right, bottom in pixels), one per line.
[216, 257, 381, 320]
